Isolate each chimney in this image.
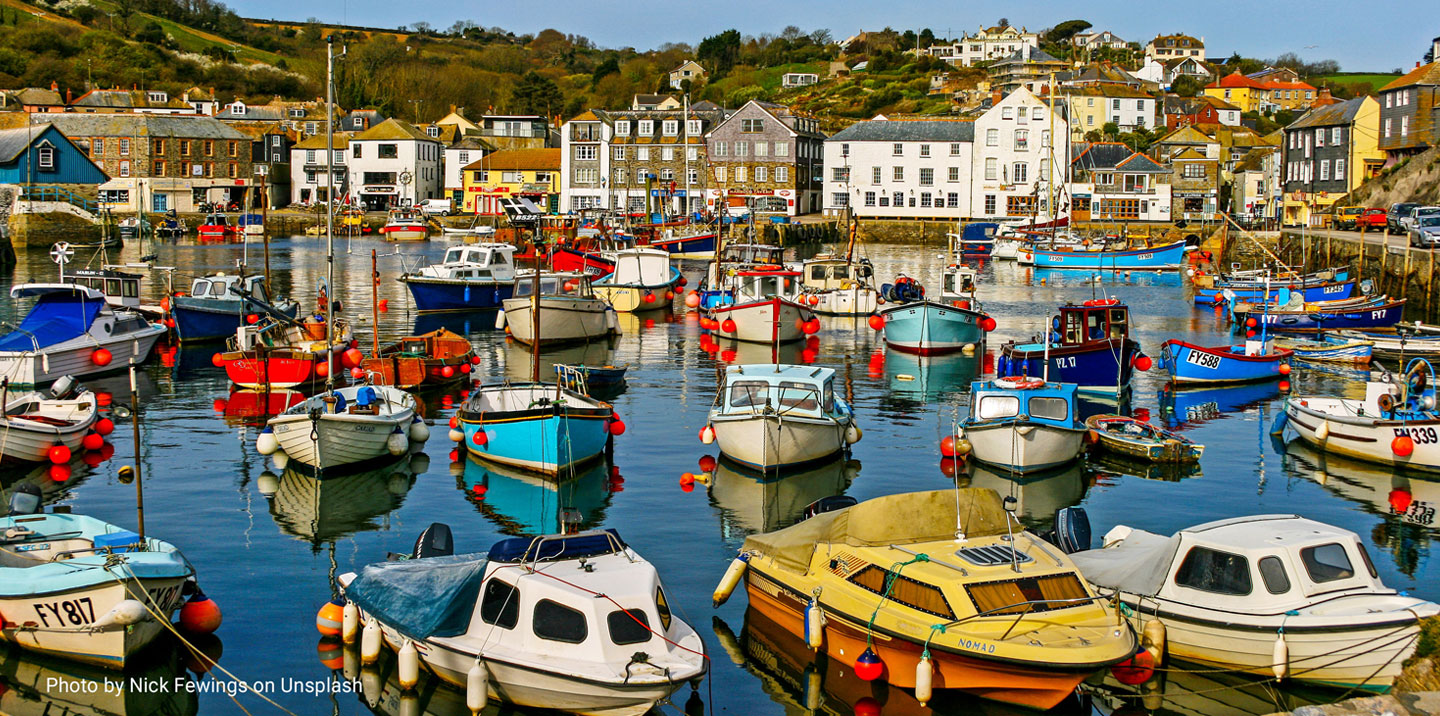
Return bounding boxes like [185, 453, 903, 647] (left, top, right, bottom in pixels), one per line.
[50, 80, 58, 91]
[66, 88, 72, 104]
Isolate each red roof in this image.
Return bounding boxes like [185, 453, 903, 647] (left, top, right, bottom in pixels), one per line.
[1208, 73, 1266, 90]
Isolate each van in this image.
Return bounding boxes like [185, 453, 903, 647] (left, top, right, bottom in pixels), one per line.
[1389, 202, 1419, 234]
[418, 198, 452, 217]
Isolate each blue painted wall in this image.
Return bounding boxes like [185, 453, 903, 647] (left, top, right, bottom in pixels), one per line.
[0, 125, 109, 185]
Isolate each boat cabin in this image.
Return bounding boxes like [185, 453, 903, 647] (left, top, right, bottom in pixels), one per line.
[388, 207, 423, 223]
[424, 244, 518, 282]
[734, 269, 803, 303]
[801, 257, 873, 291]
[941, 265, 979, 304]
[1055, 300, 1130, 346]
[189, 273, 270, 303]
[718, 364, 840, 419]
[950, 222, 999, 254]
[601, 248, 673, 288]
[721, 244, 784, 266]
[1087, 515, 1392, 611]
[969, 379, 1079, 428]
[200, 213, 231, 227]
[514, 271, 597, 299]
[472, 530, 683, 667]
[65, 269, 143, 309]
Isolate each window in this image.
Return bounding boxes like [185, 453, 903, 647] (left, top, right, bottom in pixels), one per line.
[575, 168, 598, 184]
[892, 166, 903, 182]
[202, 140, 213, 157]
[1001, 107, 1013, 120]
[612, 146, 625, 161]
[850, 565, 954, 619]
[575, 145, 597, 161]
[1175, 547, 1252, 595]
[892, 191, 903, 206]
[635, 169, 647, 182]
[919, 144, 930, 158]
[776, 141, 787, 157]
[919, 168, 934, 186]
[752, 166, 766, 182]
[1300, 543, 1355, 583]
[714, 166, 726, 182]
[153, 160, 165, 175]
[1335, 158, 1346, 180]
[378, 144, 398, 159]
[502, 171, 523, 183]
[687, 147, 698, 161]
[607, 609, 651, 645]
[871, 166, 881, 184]
[754, 142, 767, 157]
[947, 192, 959, 208]
[832, 167, 851, 182]
[986, 128, 998, 146]
[832, 192, 849, 208]
[985, 158, 997, 180]
[949, 142, 962, 156]
[662, 147, 674, 161]
[892, 143, 903, 156]
[878, 194, 889, 207]
[687, 119, 702, 135]
[1332, 127, 1342, 144]
[1401, 116, 1409, 136]
[1319, 160, 1329, 181]
[638, 120, 654, 135]
[713, 141, 727, 157]
[153, 139, 166, 154]
[1012, 162, 1028, 184]
[688, 168, 699, 184]
[533, 599, 588, 643]
[36, 146, 54, 170]
[227, 163, 237, 178]
[615, 121, 631, 136]
[741, 118, 763, 133]
[479, 580, 520, 628]
[91, 138, 103, 156]
[637, 147, 649, 161]
[985, 194, 996, 214]
[1182, 164, 1204, 179]
[1383, 118, 1391, 138]
[735, 142, 748, 157]
[333, 150, 344, 164]
[655, 587, 672, 631]
[119, 138, 130, 155]
[775, 166, 788, 183]
[662, 120, 678, 136]
[1315, 129, 1324, 147]
[948, 167, 960, 183]
[1014, 130, 1029, 150]
[864, 191, 876, 206]
[1029, 397, 1068, 421]
[1258, 556, 1291, 594]
[734, 166, 746, 182]
[118, 160, 130, 177]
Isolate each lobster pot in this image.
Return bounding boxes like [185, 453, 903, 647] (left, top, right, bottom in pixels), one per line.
[361, 357, 427, 388]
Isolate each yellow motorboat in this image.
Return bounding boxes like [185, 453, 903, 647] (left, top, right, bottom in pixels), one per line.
[714, 489, 1137, 710]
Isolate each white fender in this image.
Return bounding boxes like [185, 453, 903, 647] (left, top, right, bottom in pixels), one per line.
[448, 429, 465, 443]
[398, 640, 419, 690]
[915, 655, 933, 706]
[1315, 421, 1330, 441]
[387, 431, 409, 456]
[256, 429, 279, 456]
[466, 660, 490, 714]
[712, 554, 748, 607]
[804, 598, 825, 650]
[360, 621, 381, 664]
[93, 599, 148, 629]
[408, 419, 430, 444]
[1272, 633, 1289, 680]
[845, 425, 862, 444]
[341, 602, 359, 643]
[494, 310, 506, 330]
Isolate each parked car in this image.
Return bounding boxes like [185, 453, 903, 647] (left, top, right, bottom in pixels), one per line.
[418, 198, 452, 216]
[1409, 215, 1440, 248]
[1389, 202, 1420, 233]
[1334, 206, 1365, 230]
[1357, 208, 1389, 231]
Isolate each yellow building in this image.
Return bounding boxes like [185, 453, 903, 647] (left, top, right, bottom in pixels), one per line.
[461, 148, 560, 215]
[1205, 72, 1318, 114]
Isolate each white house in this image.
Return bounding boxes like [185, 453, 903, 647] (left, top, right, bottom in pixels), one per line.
[821, 119, 975, 219]
[782, 73, 819, 88]
[559, 110, 610, 212]
[926, 26, 1040, 67]
[669, 61, 707, 90]
[1071, 31, 1128, 52]
[346, 118, 442, 209]
[443, 136, 492, 206]
[289, 134, 350, 205]
[971, 88, 1070, 220]
[1069, 142, 1173, 222]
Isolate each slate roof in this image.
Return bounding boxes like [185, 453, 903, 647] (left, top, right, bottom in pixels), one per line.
[0, 124, 60, 162]
[37, 113, 248, 140]
[71, 89, 193, 111]
[352, 118, 434, 142]
[1232, 146, 1276, 172]
[1380, 61, 1440, 91]
[1287, 96, 1368, 130]
[1071, 142, 1167, 173]
[293, 133, 352, 150]
[448, 135, 495, 152]
[827, 119, 975, 143]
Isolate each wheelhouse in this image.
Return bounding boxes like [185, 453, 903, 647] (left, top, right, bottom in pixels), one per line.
[65, 269, 142, 309]
[1056, 300, 1131, 347]
[968, 380, 1079, 429]
[423, 244, 518, 282]
[734, 270, 802, 302]
[801, 257, 873, 291]
[718, 364, 839, 419]
[188, 274, 269, 302]
[513, 271, 596, 299]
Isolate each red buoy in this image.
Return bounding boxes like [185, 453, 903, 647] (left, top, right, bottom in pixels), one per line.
[980, 316, 997, 332]
[95, 417, 115, 436]
[1278, 363, 1292, 375]
[246, 314, 260, 325]
[721, 319, 737, 333]
[1246, 317, 1257, 328]
[48, 444, 71, 464]
[460, 362, 471, 373]
[82, 433, 104, 451]
[1111, 650, 1155, 685]
[803, 319, 820, 335]
[698, 455, 717, 473]
[315, 362, 330, 378]
[472, 431, 488, 446]
[644, 293, 657, 304]
[441, 365, 456, 378]
[853, 648, 884, 681]
[181, 591, 223, 635]
[211, 353, 225, 368]
[940, 435, 959, 457]
[868, 314, 885, 331]
[350, 367, 364, 379]
[341, 348, 364, 369]
[608, 419, 627, 436]
[91, 348, 112, 367]
[378, 299, 389, 312]
[1392, 434, 1415, 457]
[1134, 354, 1153, 372]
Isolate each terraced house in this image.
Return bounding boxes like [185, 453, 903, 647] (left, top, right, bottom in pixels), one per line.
[821, 118, 975, 219]
[705, 100, 826, 216]
[41, 113, 252, 213]
[1069, 142, 1172, 222]
[1377, 60, 1440, 163]
[559, 104, 727, 216]
[1281, 96, 1384, 225]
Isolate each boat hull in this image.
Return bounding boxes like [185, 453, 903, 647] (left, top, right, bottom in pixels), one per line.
[0, 326, 166, 386]
[551, 248, 616, 278]
[381, 226, 429, 242]
[0, 577, 188, 669]
[1275, 338, 1373, 364]
[648, 232, 715, 258]
[1247, 300, 1406, 333]
[880, 300, 985, 355]
[711, 298, 811, 344]
[459, 385, 612, 475]
[999, 339, 1137, 394]
[709, 413, 848, 470]
[400, 278, 514, 313]
[222, 350, 331, 389]
[962, 420, 1086, 472]
[1193, 280, 1355, 304]
[1285, 397, 1440, 473]
[810, 285, 877, 316]
[744, 568, 1089, 710]
[1161, 341, 1291, 385]
[592, 285, 676, 313]
[1032, 241, 1188, 270]
[501, 298, 618, 347]
[270, 410, 413, 470]
[172, 300, 298, 343]
[0, 401, 96, 464]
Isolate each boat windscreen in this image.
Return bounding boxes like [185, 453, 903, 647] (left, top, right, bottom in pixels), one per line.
[976, 395, 1019, 420]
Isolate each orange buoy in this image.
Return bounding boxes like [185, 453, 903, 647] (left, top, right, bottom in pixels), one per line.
[82, 433, 104, 451]
[91, 348, 112, 367]
[721, 319, 736, 333]
[315, 599, 344, 636]
[181, 591, 223, 635]
[48, 444, 71, 464]
[95, 418, 115, 436]
[868, 314, 885, 330]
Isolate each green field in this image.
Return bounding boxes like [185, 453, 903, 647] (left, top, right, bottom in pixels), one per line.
[1317, 73, 1401, 87]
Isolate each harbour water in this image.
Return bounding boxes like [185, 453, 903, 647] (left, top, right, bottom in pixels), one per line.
[1, 235, 1435, 716]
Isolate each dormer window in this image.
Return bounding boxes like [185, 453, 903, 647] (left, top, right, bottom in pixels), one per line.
[638, 120, 654, 135]
[289, 108, 305, 118]
[147, 92, 166, 103]
[427, 126, 440, 138]
[615, 121, 630, 136]
[229, 103, 246, 115]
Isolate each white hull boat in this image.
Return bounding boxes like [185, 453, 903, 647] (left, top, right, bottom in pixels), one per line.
[706, 364, 859, 470]
[962, 421, 1086, 473]
[262, 385, 424, 470]
[1279, 360, 1440, 473]
[992, 236, 1028, 260]
[591, 247, 681, 313]
[711, 298, 811, 345]
[0, 285, 166, 387]
[501, 298, 619, 347]
[957, 378, 1086, 472]
[711, 415, 848, 471]
[0, 380, 98, 463]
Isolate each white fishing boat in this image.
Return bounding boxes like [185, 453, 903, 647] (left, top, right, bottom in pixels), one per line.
[259, 384, 426, 471]
[500, 272, 619, 347]
[0, 488, 198, 668]
[704, 364, 860, 470]
[796, 255, 877, 316]
[954, 378, 1087, 472]
[340, 528, 707, 716]
[1070, 514, 1440, 689]
[591, 247, 681, 312]
[709, 269, 815, 345]
[0, 376, 98, 464]
[0, 285, 166, 386]
[380, 207, 429, 242]
[1278, 358, 1440, 473]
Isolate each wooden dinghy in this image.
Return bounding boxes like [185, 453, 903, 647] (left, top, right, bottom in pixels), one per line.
[1085, 414, 1204, 463]
[360, 329, 477, 389]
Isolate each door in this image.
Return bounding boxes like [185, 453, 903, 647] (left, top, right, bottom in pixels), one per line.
[152, 193, 168, 212]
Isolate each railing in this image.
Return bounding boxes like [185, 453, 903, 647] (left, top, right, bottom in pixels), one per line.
[17, 185, 98, 213]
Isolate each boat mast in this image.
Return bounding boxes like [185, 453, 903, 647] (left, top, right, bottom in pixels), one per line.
[261, 172, 272, 297]
[324, 36, 336, 393]
[531, 231, 542, 383]
[1047, 74, 1057, 244]
[371, 249, 380, 355]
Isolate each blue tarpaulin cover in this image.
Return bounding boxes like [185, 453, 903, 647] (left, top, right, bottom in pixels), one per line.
[0, 295, 103, 351]
[345, 554, 488, 641]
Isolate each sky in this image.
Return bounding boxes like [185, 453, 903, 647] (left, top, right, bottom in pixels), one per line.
[236, 0, 1436, 72]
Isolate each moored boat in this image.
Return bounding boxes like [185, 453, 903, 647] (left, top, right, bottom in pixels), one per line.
[796, 255, 878, 317]
[259, 384, 425, 471]
[1273, 335, 1373, 364]
[458, 382, 615, 474]
[1031, 239, 1188, 270]
[1193, 279, 1356, 305]
[217, 315, 355, 390]
[360, 328, 477, 389]
[954, 377, 1087, 472]
[0, 376, 98, 464]
[1160, 338, 1293, 385]
[703, 364, 860, 471]
[717, 488, 1138, 710]
[195, 212, 235, 239]
[380, 207, 429, 242]
[0, 285, 167, 387]
[877, 265, 992, 356]
[1277, 358, 1440, 473]
[1070, 514, 1440, 689]
[998, 299, 1146, 395]
[170, 273, 299, 343]
[1233, 297, 1406, 334]
[397, 243, 518, 313]
[708, 270, 815, 345]
[500, 271, 620, 347]
[591, 248, 682, 312]
[1085, 413, 1204, 462]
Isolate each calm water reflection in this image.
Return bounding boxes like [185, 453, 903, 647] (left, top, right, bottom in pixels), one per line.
[0, 236, 1434, 715]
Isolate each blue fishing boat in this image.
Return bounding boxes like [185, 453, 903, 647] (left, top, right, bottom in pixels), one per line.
[957, 377, 1086, 472]
[998, 299, 1147, 394]
[0, 488, 201, 668]
[1031, 240, 1189, 270]
[1273, 335, 1373, 364]
[878, 271, 991, 355]
[1193, 279, 1355, 305]
[1238, 298, 1406, 333]
[947, 221, 998, 257]
[648, 228, 717, 257]
[1160, 339, 1293, 385]
[171, 274, 299, 343]
[457, 383, 616, 474]
[397, 243, 518, 313]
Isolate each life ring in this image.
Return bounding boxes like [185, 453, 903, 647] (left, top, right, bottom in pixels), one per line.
[752, 265, 782, 272]
[1083, 299, 1120, 307]
[994, 376, 1046, 390]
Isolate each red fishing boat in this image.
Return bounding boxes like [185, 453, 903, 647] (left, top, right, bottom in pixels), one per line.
[214, 316, 355, 390]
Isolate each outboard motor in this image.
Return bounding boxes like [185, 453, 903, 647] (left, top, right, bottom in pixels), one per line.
[1044, 506, 1091, 554]
[412, 522, 454, 559]
[7, 483, 42, 516]
[50, 375, 77, 400]
[801, 495, 857, 521]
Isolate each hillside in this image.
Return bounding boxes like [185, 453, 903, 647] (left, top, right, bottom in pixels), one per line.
[1341, 146, 1440, 209]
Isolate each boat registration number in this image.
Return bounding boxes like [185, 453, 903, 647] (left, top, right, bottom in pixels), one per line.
[14, 542, 50, 552]
[1401, 500, 1436, 526]
[32, 597, 96, 627]
[1184, 351, 1222, 370]
[1393, 426, 1440, 445]
[1136, 253, 1154, 260]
